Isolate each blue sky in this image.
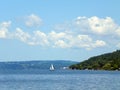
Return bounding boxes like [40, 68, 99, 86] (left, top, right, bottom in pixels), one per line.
[0, 0, 120, 61]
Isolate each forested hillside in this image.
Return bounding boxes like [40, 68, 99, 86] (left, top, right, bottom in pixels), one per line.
[69, 50, 120, 70]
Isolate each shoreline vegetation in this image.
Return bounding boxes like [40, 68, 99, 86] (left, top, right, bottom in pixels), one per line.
[69, 50, 120, 71]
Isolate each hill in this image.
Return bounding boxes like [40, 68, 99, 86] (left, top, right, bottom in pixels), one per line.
[0, 60, 77, 70]
[69, 50, 120, 70]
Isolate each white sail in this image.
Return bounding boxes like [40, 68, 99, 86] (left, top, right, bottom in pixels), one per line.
[50, 64, 55, 71]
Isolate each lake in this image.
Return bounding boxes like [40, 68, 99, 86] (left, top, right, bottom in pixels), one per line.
[0, 70, 120, 90]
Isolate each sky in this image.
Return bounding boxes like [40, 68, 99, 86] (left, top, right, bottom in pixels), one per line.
[0, 0, 120, 62]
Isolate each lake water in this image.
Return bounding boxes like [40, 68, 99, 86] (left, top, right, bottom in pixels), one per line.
[0, 70, 120, 90]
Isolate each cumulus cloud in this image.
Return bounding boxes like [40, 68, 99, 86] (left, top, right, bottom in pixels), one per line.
[2, 16, 120, 50]
[68, 34, 106, 50]
[71, 16, 118, 35]
[88, 16, 117, 35]
[47, 31, 72, 48]
[12, 28, 107, 49]
[14, 28, 49, 46]
[15, 28, 30, 41]
[48, 32, 106, 49]
[25, 14, 42, 27]
[32, 31, 49, 46]
[93, 40, 106, 48]
[48, 31, 67, 41]
[54, 40, 69, 48]
[0, 21, 11, 38]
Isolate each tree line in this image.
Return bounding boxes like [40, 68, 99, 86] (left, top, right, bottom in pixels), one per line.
[69, 50, 120, 70]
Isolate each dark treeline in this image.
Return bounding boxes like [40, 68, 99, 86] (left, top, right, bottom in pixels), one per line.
[69, 50, 120, 70]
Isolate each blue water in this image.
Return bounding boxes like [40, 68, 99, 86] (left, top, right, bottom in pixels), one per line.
[0, 70, 120, 90]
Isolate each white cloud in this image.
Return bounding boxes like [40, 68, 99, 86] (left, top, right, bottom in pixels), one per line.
[115, 27, 120, 36]
[14, 28, 49, 46]
[74, 16, 89, 28]
[25, 14, 42, 27]
[77, 35, 92, 42]
[33, 31, 49, 46]
[0, 30, 8, 38]
[48, 31, 106, 49]
[68, 34, 106, 50]
[75, 35, 93, 48]
[15, 28, 31, 42]
[48, 31, 67, 41]
[48, 31, 73, 48]
[93, 40, 106, 48]
[88, 16, 117, 35]
[0, 21, 11, 38]
[0, 21, 11, 28]
[52, 16, 120, 49]
[13, 28, 107, 50]
[2, 16, 120, 50]
[54, 40, 69, 48]
[72, 16, 119, 35]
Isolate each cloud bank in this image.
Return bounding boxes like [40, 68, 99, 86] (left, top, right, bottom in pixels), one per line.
[0, 14, 120, 50]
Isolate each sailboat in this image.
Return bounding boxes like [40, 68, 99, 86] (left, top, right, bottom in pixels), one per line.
[50, 64, 55, 71]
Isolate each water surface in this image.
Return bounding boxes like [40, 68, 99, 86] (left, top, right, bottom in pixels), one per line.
[0, 70, 120, 90]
